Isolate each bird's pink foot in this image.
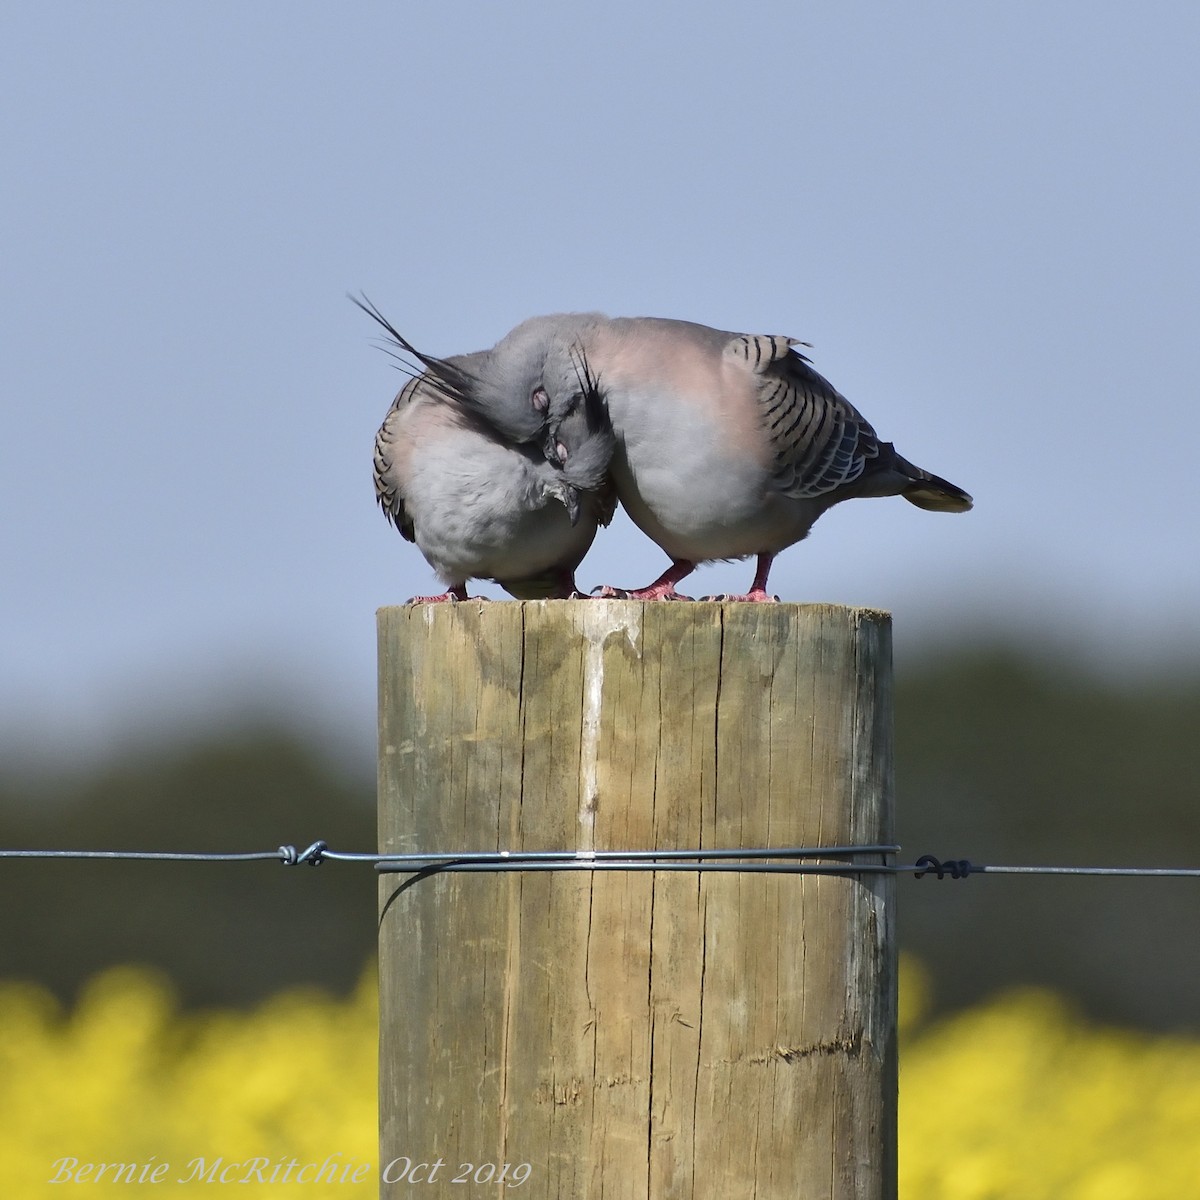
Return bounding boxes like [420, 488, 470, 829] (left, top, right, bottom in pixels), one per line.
[698, 554, 779, 603]
[699, 589, 780, 603]
[591, 559, 697, 601]
[593, 582, 694, 601]
[406, 584, 473, 604]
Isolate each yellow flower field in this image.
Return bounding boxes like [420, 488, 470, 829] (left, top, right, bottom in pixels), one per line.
[1, 960, 1197, 1197]
[898, 960, 1200, 1199]
[0, 968, 377, 1198]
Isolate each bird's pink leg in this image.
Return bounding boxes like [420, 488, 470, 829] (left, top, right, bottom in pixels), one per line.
[406, 583, 473, 604]
[700, 554, 780, 603]
[593, 559, 697, 601]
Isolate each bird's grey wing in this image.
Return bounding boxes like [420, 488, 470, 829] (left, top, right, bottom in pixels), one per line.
[725, 334, 880, 499]
[373, 377, 420, 542]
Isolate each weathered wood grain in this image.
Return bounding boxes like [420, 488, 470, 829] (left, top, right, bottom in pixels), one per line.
[378, 600, 895, 1199]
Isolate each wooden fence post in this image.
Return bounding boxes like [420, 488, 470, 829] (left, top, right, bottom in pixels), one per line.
[378, 600, 895, 1199]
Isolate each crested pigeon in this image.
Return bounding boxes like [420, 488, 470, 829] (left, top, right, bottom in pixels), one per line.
[360, 302, 615, 602]
[455, 312, 972, 601]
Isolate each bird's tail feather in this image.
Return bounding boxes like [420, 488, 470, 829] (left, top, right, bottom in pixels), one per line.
[894, 454, 973, 512]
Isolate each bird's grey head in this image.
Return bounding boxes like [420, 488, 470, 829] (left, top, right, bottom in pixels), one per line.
[543, 364, 614, 492]
[472, 313, 606, 450]
[531, 351, 615, 527]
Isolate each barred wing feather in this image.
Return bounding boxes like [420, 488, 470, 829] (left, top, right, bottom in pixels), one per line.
[728, 335, 880, 500]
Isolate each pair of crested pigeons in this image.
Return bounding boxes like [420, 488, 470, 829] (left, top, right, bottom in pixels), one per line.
[361, 299, 972, 603]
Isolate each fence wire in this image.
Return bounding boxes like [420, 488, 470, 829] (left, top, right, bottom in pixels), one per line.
[4, 842, 1200, 881]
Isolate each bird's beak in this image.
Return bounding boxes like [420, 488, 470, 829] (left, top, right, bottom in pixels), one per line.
[554, 484, 581, 526]
[541, 427, 568, 469]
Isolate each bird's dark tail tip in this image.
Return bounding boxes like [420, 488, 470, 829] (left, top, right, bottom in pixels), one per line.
[895, 456, 973, 512]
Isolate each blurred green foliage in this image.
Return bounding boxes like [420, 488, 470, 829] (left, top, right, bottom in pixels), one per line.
[2, 645, 1198, 1028]
[0, 728, 375, 1009]
[895, 647, 1200, 1029]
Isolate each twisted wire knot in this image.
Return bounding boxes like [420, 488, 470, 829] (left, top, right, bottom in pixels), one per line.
[279, 840, 328, 866]
[913, 855, 974, 880]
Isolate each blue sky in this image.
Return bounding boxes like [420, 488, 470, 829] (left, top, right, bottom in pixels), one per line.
[2, 2, 1198, 762]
